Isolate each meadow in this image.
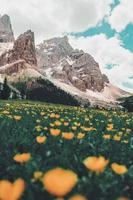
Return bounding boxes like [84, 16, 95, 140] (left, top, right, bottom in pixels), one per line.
[0, 100, 133, 200]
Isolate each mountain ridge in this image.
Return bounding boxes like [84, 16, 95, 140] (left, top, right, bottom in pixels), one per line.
[0, 14, 131, 107]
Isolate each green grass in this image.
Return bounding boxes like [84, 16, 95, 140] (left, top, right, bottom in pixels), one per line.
[0, 100, 133, 200]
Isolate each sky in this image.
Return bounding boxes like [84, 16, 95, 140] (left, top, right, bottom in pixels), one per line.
[0, 0, 133, 92]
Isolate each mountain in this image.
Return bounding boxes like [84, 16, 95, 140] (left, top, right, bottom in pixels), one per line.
[0, 15, 14, 57]
[0, 14, 14, 43]
[36, 36, 109, 92]
[0, 30, 42, 82]
[0, 14, 130, 107]
[36, 36, 129, 105]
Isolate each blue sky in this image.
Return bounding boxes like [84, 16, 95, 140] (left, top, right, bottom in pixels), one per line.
[1, 0, 133, 92]
[71, 0, 133, 54]
[69, 0, 133, 92]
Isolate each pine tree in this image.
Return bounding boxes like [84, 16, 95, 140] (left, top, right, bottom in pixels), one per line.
[1, 77, 11, 100]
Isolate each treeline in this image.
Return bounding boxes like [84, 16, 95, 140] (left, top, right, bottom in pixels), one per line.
[119, 95, 133, 112]
[14, 77, 80, 106]
[0, 78, 11, 99]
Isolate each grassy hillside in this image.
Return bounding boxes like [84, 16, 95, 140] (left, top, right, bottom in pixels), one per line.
[0, 100, 133, 200]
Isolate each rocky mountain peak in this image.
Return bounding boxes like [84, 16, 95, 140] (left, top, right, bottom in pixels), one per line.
[0, 30, 37, 67]
[0, 14, 14, 42]
[0, 30, 37, 76]
[36, 36, 73, 67]
[13, 30, 37, 65]
[36, 36, 109, 92]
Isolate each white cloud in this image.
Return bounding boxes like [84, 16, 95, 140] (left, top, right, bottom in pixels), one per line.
[108, 0, 133, 32]
[0, 0, 112, 42]
[69, 34, 133, 92]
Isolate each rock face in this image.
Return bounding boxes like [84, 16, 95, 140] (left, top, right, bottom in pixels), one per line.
[0, 14, 14, 42]
[36, 36, 73, 68]
[0, 30, 37, 75]
[36, 36, 108, 92]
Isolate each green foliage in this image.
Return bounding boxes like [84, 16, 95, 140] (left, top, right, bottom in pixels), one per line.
[13, 82, 27, 99]
[0, 77, 11, 100]
[120, 96, 133, 112]
[0, 100, 132, 200]
[27, 78, 80, 106]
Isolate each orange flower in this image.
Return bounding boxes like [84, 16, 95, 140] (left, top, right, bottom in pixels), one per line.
[69, 194, 87, 200]
[0, 178, 25, 200]
[107, 124, 113, 131]
[50, 113, 56, 118]
[42, 168, 78, 197]
[62, 132, 74, 140]
[64, 122, 69, 126]
[13, 153, 31, 163]
[117, 197, 129, 200]
[76, 123, 81, 127]
[77, 133, 85, 139]
[50, 129, 61, 136]
[54, 121, 62, 126]
[14, 116, 22, 121]
[36, 136, 47, 144]
[83, 156, 109, 173]
[55, 114, 60, 119]
[111, 163, 128, 174]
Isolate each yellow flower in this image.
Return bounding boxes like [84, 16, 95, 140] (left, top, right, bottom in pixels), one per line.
[118, 132, 123, 136]
[68, 194, 87, 200]
[113, 135, 121, 141]
[50, 123, 55, 127]
[36, 136, 47, 144]
[13, 153, 31, 163]
[35, 125, 42, 132]
[77, 133, 85, 139]
[83, 156, 109, 173]
[40, 112, 45, 116]
[72, 126, 77, 131]
[123, 140, 128, 144]
[3, 111, 10, 115]
[103, 134, 111, 139]
[50, 129, 61, 136]
[62, 132, 74, 140]
[82, 127, 95, 132]
[0, 178, 25, 200]
[14, 116, 22, 121]
[33, 171, 43, 180]
[111, 163, 128, 175]
[50, 113, 56, 118]
[42, 168, 78, 197]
